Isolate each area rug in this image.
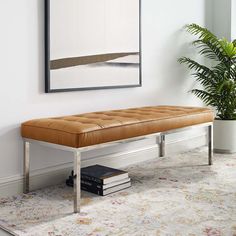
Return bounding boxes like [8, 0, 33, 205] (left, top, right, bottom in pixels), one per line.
[0, 148, 236, 236]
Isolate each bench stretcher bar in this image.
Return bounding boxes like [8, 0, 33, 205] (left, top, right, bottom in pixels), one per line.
[23, 122, 213, 213]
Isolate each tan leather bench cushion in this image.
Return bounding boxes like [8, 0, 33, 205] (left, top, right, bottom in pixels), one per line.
[21, 106, 214, 148]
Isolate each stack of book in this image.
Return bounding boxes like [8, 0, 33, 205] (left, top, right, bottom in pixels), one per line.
[66, 165, 131, 196]
[81, 165, 131, 196]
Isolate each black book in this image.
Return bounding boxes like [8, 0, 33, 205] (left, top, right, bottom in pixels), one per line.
[81, 178, 131, 190]
[81, 165, 129, 185]
[81, 181, 131, 196]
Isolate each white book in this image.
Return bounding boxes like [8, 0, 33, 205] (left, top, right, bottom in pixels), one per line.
[81, 178, 131, 190]
[103, 182, 131, 196]
[103, 172, 129, 184]
[103, 178, 131, 190]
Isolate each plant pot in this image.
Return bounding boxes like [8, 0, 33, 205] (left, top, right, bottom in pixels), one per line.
[213, 119, 236, 153]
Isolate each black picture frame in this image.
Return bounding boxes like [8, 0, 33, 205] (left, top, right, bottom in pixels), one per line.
[45, 0, 142, 93]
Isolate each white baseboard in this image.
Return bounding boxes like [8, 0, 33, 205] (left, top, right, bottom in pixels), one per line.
[0, 132, 207, 197]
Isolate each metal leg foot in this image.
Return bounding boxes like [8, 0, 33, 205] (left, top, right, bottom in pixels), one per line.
[208, 125, 213, 165]
[160, 134, 165, 157]
[23, 141, 30, 194]
[74, 151, 81, 213]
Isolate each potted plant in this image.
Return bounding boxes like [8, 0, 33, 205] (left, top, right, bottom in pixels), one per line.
[179, 23, 236, 153]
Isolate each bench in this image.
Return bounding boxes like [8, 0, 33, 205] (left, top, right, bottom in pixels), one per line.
[21, 106, 214, 213]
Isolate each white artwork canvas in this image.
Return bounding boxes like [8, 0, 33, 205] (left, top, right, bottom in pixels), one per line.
[45, 0, 141, 92]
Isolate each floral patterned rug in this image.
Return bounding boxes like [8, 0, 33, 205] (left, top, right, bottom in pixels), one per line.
[0, 148, 236, 236]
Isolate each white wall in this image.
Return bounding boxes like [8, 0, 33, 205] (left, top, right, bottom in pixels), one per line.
[0, 0, 211, 195]
[231, 0, 236, 40]
[212, 0, 236, 41]
[212, 0, 232, 40]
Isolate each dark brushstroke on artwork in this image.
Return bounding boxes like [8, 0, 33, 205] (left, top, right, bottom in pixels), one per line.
[50, 52, 139, 70]
[88, 62, 140, 68]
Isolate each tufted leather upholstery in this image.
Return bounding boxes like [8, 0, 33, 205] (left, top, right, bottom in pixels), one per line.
[21, 106, 214, 148]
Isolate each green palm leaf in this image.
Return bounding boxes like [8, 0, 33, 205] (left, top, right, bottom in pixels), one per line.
[178, 57, 215, 77]
[179, 23, 236, 120]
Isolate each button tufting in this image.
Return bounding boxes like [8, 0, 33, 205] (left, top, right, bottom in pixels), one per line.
[21, 106, 214, 148]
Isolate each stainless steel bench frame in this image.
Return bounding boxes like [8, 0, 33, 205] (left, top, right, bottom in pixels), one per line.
[23, 122, 213, 213]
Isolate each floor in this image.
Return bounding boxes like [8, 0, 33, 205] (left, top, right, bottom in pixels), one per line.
[0, 147, 236, 236]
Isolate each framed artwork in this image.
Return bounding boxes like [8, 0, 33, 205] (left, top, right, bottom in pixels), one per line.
[45, 0, 142, 93]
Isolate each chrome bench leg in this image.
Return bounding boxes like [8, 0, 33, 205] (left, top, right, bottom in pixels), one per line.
[160, 134, 165, 157]
[208, 125, 213, 165]
[74, 150, 81, 213]
[24, 141, 30, 193]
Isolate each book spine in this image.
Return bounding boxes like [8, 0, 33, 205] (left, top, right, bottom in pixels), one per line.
[81, 180, 103, 189]
[81, 184, 104, 196]
[81, 174, 103, 184]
